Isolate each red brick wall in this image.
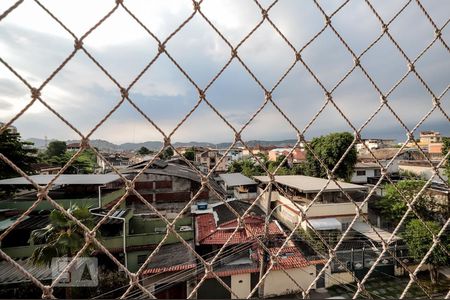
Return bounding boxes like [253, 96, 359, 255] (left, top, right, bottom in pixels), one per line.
[135, 180, 173, 189]
[155, 192, 191, 202]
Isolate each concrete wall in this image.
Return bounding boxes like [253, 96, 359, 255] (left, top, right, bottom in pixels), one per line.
[264, 266, 316, 297]
[231, 273, 251, 299]
[277, 194, 367, 219]
[399, 165, 448, 182]
[325, 270, 354, 288]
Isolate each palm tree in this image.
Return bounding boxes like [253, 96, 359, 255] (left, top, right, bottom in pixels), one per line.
[29, 204, 96, 298]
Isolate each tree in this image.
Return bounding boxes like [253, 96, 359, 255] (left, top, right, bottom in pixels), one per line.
[403, 219, 449, 284]
[442, 137, 450, 184]
[183, 147, 195, 161]
[137, 146, 152, 156]
[29, 204, 96, 298]
[158, 147, 174, 160]
[375, 180, 437, 224]
[0, 129, 37, 180]
[46, 141, 67, 157]
[304, 132, 357, 181]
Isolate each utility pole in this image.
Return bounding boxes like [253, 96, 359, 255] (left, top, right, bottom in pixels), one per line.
[258, 182, 273, 298]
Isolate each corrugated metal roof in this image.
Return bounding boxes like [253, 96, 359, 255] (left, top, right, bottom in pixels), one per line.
[254, 175, 367, 193]
[219, 173, 256, 187]
[141, 242, 196, 275]
[0, 174, 121, 185]
[0, 217, 23, 231]
[122, 161, 225, 196]
[0, 259, 52, 285]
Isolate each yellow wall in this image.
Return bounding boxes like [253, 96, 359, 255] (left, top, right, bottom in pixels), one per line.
[264, 266, 316, 297]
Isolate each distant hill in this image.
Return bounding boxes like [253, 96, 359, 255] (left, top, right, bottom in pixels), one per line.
[25, 138, 300, 151]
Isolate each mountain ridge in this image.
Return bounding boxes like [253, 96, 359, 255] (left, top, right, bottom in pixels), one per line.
[25, 138, 299, 151]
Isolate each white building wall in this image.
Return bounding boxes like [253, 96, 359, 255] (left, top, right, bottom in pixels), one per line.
[231, 273, 251, 299]
[351, 168, 376, 183]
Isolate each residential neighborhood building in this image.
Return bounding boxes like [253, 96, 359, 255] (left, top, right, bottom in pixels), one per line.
[120, 159, 225, 216]
[357, 147, 422, 174]
[398, 160, 448, 183]
[428, 142, 444, 160]
[351, 162, 382, 184]
[195, 149, 230, 173]
[218, 173, 258, 201]
[420, 131, 442, 144]
[253, 175, 370, 233]
[241, 145, 275, 158]
[355, 139, 396, 152]
[0, 174, 194, 272]
[66, 142, 81, 151]
[192, 199, 329, 298]
[97, 152, 131, 173]
[268, 147, 306, 165]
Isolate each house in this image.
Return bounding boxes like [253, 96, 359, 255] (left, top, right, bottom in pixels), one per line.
[254, 175, 403, 283]
[241, 145, 275, 158]
[218, 173, 258, 201]
[121, 159, 225, 216]
[355, 139, 396, 152]
[140, 242, 197, 299]
[420, 131, 442, 144]
[357, 147, 421, 173]
[195, 150, 230, 173]
[0, 174, 195, 272]
[351, 162, 382, 184]
[253, 175, 370, 233]
[97, 152, 131, 173]
[66, 142, 81, 151]
[428, 142, 443, 160]
[398, 160, 448, 183]
[192, 201, 328, 298]
[268, 148, 306, 164]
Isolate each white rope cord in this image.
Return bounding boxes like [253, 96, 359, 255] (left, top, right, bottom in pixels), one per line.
[0, 0, 448, 299]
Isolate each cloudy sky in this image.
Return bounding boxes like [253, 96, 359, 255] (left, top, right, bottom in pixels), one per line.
[0, 0, 448, 144]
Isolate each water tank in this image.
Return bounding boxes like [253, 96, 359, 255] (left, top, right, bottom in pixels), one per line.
[197, 202, 208, 210]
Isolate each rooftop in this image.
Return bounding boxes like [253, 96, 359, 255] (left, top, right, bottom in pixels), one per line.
[354, 162, 381, 169]
[219, 173, 257, 187]
[196, 214, 284, 245]
[142, 241, 196, 275]
[0, 174, 122, 186]
[254, 175, 367, 193]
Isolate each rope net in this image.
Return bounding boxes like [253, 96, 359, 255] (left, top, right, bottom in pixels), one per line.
[0, 0, 448, 299]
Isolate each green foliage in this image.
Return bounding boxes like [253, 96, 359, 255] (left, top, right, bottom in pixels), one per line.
[40, 143, 97, 174]
[443, 137, 450, 184]
[0, 129, 37, 180]
[227, 155, 305, 177]
[137, 146, 152, 155]
[46, 141, 67, 157]
[183, 147, 195, 161]
[403, 219, 449, 284]
[158, 147, 174, 160]
[29, 204, 96, 266]
[375, 180, 436, 224]
[304, 132, 357, 181]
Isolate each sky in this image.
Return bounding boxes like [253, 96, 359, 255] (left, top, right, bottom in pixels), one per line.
[0, 0, 448, 144]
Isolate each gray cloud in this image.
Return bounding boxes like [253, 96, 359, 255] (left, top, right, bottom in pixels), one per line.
[0, 1, 448, 144]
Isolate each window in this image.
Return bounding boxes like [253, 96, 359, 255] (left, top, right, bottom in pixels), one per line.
[356, 170, 366, 176]
[374, 169, 381, 177]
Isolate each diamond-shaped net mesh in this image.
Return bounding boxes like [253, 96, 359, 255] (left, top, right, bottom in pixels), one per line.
[0, 0, 448, 299]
